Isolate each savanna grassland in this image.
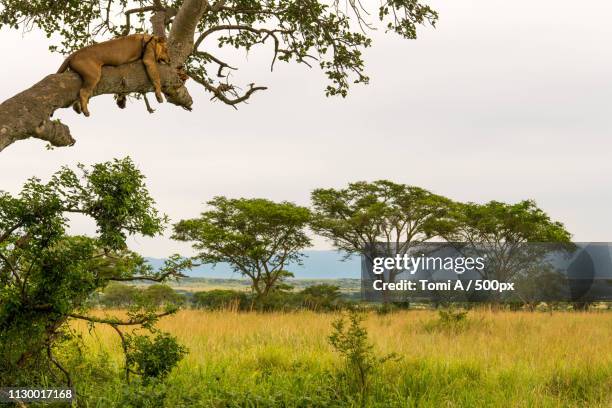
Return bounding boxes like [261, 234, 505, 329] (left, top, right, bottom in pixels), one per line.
[66, 309, 612, 407]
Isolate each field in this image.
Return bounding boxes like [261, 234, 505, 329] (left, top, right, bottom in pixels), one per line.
[68, 309, 612, 407]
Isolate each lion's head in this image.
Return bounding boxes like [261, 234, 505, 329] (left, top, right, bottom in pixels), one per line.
[154, 37, 170, 64]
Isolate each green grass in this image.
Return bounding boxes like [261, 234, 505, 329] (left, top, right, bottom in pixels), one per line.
[63, 309, 612, 407]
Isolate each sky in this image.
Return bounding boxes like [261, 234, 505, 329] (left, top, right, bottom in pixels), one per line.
[1, 0, 611, 258]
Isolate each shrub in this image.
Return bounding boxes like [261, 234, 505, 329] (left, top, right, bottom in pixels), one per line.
[192, 285, 351, 312]
[98, 282, 142, 307]
[98, 283, 184, 308]
[115, 379, 171, 408]
[328, 310, 398, 406]
[423, 308, 471, 334]
[125, 332, 187, 381]
[301, 284, 344, 311]
[254, 285, 351, 312]
[253, 290, 300, 312]
[192, 289, 250, 310]
[142, 284, 184, 307]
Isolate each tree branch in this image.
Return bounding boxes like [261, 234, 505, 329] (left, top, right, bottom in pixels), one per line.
[0, 251, 17, 276]
[188, 71, 267, 108]
[0, 221, 24, 244]
[168, 0, 211, 62]
[68, 310, 175, 326]
[0, 62, 192, 152]
[142, 93, 155, 113]
[110, 324, 130, 381]
[194, 25, 286, 70]
[47, 346, 72, 387]
[108, 270, 187, 282]
[194, 51, 237, 77]
[123, 6, 156, 35]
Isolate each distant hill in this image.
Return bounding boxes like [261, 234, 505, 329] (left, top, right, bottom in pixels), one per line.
[146, 250, 360, 279]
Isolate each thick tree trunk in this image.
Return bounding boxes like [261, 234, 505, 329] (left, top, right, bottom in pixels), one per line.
[169, 0, 210, 62]
[0, 61, 192, 152]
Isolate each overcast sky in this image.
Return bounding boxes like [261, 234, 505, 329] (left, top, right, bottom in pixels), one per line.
[1, 0, 611, 257]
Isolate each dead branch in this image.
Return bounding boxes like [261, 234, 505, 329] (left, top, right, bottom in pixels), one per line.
[188, 72, 267, 108]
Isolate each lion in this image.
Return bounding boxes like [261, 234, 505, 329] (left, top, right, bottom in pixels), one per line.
[57, 34, 170, 117]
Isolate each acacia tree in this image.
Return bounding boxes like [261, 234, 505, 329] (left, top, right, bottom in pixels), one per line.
[310, 180, 453, 284]
[0, 157, 190, 386]
[0, 0, 438, 151]
[432, 200, 573, 305]
[172, 197, 311, 299]
[437, 200, 572, 283]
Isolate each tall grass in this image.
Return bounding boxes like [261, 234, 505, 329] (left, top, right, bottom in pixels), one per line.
[69, 310, 612, 407]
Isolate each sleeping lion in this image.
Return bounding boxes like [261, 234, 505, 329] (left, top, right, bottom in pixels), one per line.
[57, 34, 170, 117]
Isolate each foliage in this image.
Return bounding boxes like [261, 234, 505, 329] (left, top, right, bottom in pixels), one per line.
[300, 283, 343, 311]
[513, 265, 568, 310]
[188, 285, 345, 312]
[190, 284, 348, 312]
[0, 0, 438, 100]
[328, 310, 399, 406]
[437, 200, 572, 287]
[301, 283, 341, 298]
[422, 308, 472, 334]
[115, 379, 173, 408]
[192, 289, 250, 310]
[98, 283, 346, 312]
[0, 157, 188, 386]
[311, 180, 453, 288]
[311, 180, 453, 256]
[439, 200, 571, 245]
[125, 331, 187, 381]
[173, 197, 311, 301]
[98, 282, 143, 307]
[98, 283, 185, 307]
[438, 308, 468, 324]
[142, 283, 185, 306]
[311, 186, 570, 299]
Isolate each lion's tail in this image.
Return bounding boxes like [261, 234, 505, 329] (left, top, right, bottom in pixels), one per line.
[57, 57, 71, 74]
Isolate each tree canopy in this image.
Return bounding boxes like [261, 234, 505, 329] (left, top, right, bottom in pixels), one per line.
[310, 180, 453, 264]
[440, 200, 571, 245]
[0, 157, 189, 386]
[437, 200, 572, 282]
[0, 0, 438, 151]
[173, 196, 311, 298]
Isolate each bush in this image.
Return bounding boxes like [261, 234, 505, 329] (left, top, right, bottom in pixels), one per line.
[142, 284, 185, 307]
[192, 289, 250, 310]
[116, 380, 171, 408]
[126, 332, 187, 381]
[97, 283, 184, 308]
[301, 284, 344, 311]
[98, 283, 142, 307]
[191, 285, 350, 312]
[423, 308, 472, 334]
[252, 290, 300, 312]
[328, 310, 398, 406]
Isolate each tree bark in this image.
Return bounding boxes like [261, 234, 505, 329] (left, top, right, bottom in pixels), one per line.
[0, 62, 192, 151]
[169, 0, 210, 62]
[0, 0, 212, 152]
